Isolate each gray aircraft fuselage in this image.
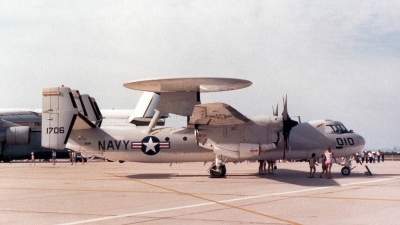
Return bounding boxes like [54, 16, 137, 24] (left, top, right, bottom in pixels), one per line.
[1, 132, 70, 161]
[0, 111, 69, 162]
[66, 117, 365, 163]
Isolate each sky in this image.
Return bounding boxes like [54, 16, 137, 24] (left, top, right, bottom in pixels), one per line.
[1, 1, 399, 150]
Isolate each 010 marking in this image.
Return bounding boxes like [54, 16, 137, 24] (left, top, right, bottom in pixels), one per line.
[336, 138, 354, 146]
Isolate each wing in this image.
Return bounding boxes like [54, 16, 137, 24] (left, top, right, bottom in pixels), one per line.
[189, 103, 250, 126]
[0, 111, 41, 123]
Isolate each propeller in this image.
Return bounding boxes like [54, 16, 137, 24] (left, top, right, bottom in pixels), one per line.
[281, 95, 298, 159]
[272, 104, 280, 147]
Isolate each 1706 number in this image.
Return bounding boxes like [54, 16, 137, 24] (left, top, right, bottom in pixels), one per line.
[46, 127, 65, 134]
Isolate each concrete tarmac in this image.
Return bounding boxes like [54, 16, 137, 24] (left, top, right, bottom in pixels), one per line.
[1, 160, 399, 225]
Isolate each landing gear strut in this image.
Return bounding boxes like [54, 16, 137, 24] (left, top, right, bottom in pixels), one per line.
[208, 155, 227, 178]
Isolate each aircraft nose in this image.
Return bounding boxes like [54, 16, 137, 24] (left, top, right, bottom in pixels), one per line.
[356, 134, 366, 148]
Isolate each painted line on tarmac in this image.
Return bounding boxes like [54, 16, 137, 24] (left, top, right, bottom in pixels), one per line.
[0, 186, 253, 197]
[284, 195, 400, 202]
[123, 176, 302, 225]
[57, 176, 397, 225]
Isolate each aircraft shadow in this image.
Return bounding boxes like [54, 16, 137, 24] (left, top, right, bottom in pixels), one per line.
[125, 169, 399, 187]
[235, 169, 342, 187]
[245, 169, 400, 187]
[127, 173, 210, 179]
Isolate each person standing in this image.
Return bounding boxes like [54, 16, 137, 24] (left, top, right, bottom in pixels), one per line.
[377, 150, 381, 163]
[81, 153, 85, 165]
[368, 151, 373, 163]
[381, 151, 385, 162]
[72, 151, 76, 165]
[324, 146, 336, 179]
[360, 151, 365, 163]
[267, 160, 274, 174]
[69, 150, 73, 165]
[258, 160, 265, 175]
[319, 154, 327, 178]
[52, 150, 56, 165]
[30, 152, 35, 166]
[308, 153, 318, 178]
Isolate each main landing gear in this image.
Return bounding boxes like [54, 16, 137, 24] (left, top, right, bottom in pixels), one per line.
[208, 155, 227, 178]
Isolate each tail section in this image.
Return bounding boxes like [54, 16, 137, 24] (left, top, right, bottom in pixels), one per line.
[41, 87, 78, 149]
[72, 90, 103, 127]
[129, 91, 168, 126]
[81, 95, 102, 127]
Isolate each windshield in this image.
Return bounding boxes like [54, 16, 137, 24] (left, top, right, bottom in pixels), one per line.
[326, 123, 349, 133]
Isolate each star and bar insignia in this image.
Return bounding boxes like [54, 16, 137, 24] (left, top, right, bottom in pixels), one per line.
[131, 136, 170, 155]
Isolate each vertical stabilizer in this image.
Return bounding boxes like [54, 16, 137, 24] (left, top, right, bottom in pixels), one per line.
[128, 92, 168, 126]
[81, 94, 102, 126]
[72, 90, 87, 116]
[41, 87, 78, 149]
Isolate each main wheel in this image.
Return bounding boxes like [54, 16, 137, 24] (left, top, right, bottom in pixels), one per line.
[210, 165, 226, 178]
[341, 166, 351, 176]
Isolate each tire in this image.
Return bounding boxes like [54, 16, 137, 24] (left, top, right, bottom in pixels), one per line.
[341, 166, 351, 176]
[210, 165, 226, 178]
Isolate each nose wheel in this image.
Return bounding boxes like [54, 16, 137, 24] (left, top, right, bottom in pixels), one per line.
[341, 166, 351, 176]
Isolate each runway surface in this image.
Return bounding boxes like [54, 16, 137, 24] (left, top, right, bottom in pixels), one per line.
[1, 159, 399, 225]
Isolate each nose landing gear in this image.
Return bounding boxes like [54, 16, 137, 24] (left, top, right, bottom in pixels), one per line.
[341, 166, 351, 176]
[338, 156, 356, 176]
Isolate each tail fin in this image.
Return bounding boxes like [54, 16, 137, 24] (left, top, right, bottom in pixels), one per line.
[128, 91, 168, 126]
[81, 95, 102, 127]
[72, 90, 103, 127]
[41, 87, 78, 149]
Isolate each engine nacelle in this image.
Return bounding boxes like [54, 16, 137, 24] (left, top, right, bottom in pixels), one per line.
[5, 126, 30, 144]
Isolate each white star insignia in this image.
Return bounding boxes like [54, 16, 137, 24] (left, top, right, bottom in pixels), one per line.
[143, 137, 159, 153]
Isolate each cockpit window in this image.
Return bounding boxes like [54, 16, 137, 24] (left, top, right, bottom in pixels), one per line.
[326, 124, 349, 134]
[337, 124, 348, 133]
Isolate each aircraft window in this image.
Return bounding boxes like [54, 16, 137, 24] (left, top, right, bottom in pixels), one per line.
[165, 137, 170, 142]
[326, 124, 349, 134]
[326, 125, 338, 134]
[335, 124, 348, 133]
[183, 136, 188, 141]
[339, 124, 348, 132]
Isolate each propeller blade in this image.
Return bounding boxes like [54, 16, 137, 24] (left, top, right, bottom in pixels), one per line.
[272, 104, 278, 116]
[282, 95, 288, 121]
[280, 95, 298, 159]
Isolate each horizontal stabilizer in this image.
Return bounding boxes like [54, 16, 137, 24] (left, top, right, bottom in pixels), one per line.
[73, 113, 97, 130]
